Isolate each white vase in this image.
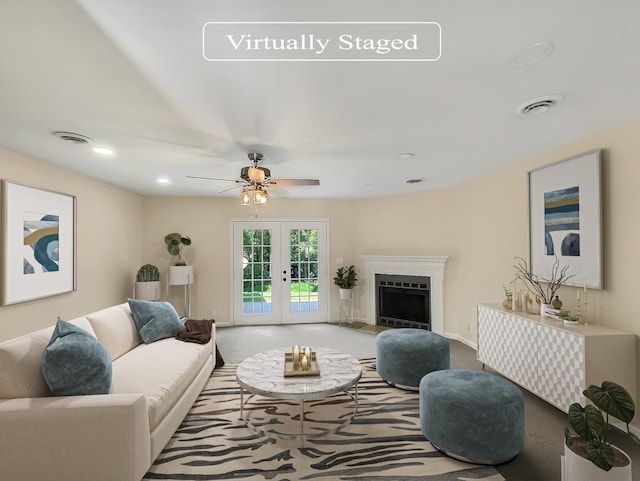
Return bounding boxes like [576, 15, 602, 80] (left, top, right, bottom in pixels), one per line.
[135, 281, 161, 301]
[540, 303, 550, 316]
[339, 288, 353, 300]
[562, 442, 631, 481]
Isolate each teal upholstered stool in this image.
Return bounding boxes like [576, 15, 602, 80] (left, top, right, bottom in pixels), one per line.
[420, 369, 524, 465]
[376, 328, 449, 390]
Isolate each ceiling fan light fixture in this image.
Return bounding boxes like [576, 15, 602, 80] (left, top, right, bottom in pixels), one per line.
[247, 166, 265, 182]
[254, 187, 269, 206]
[240, 188, 251, 205]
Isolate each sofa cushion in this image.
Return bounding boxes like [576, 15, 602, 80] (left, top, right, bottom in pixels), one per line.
[111, 337, 212, 430]
[41, 319, 112, 396]
[87, 303, 141, 361]
[127, 299, 185, 344]
[0, 317, 95, 399]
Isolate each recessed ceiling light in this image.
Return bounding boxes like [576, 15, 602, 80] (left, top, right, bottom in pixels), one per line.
[92, 146, 114, 156]
[405, 178, 425, 184]
[157, 178, 171, 184]
[512, 41, 554, 66]
[362, 184, 375, 188]
[397, 152, 415, 160]
[517, 95, 564, 115]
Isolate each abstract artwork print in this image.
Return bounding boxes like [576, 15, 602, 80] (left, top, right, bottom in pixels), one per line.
[23, 213, 60, 274]
[544, 186, 580, 256]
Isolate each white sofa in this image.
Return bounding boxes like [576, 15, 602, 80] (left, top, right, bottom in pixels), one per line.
[0, 302, 215, 481]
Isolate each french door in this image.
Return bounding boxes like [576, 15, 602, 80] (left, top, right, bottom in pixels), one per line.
[232, 220, 328, 325]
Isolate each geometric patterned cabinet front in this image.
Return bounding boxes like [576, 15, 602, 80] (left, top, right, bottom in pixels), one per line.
[477, 304, 636, 413]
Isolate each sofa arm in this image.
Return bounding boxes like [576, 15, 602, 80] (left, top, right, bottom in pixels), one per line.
[0, 393, 150, 481]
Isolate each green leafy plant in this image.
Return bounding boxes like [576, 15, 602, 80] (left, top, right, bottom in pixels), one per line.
[136, 264, 160, 282]
[164, 233, 191, 265]
[564, 381, 640, 471]
[333, 265, 358, 289]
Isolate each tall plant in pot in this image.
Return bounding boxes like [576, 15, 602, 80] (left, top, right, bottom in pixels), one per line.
[135, 264, 161, 301]
[164, 233, 192, 266]
[563, 380, 640, 480]
[334, 265, 358, 300]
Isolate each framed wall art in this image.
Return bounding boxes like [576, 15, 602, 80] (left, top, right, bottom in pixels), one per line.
[527, 149, 603, 289]
[1, 181, 76, 305]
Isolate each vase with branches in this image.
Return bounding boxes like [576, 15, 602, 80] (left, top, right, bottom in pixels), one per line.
[513, 256, 575, 311]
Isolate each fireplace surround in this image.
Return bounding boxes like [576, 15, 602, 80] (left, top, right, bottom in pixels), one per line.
[362, 255, 449, 335]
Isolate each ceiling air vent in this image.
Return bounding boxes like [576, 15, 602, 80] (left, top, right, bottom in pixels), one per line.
[52, 131, 93, 144]
[517, 95, 563, 116]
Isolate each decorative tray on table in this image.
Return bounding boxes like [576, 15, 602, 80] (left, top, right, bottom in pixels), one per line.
[283, 352, 320, 377]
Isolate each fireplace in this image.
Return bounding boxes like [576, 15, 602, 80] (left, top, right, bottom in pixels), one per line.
[376, 274, 430, 330]
[361, 255, 449, 335]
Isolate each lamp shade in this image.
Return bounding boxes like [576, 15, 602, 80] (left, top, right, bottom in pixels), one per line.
[168, 265, 193, 285]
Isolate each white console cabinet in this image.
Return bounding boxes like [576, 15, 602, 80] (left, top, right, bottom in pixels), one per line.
[477, 304, 636, 413]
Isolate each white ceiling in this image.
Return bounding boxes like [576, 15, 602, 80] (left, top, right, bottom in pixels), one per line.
[1, 1, 639, 199]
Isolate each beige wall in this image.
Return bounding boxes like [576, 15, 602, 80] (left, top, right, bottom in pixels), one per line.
[139, 197, 359, 322]
[355, 118, 640, 412]
[354, 119, 640, 345]
[0, 147, 142, 341]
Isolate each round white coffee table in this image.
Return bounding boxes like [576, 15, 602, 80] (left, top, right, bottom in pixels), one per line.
[236, 347, 362, 444]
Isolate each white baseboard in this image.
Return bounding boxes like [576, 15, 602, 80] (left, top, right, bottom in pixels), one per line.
[443, 332, 477, 351]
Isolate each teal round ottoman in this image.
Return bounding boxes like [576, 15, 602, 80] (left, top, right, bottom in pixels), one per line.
[420, 369, 524, 465]
[376, 328, 449, 390]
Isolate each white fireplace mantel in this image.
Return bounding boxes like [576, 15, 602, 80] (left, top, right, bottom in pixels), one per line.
[361, 255, 450, 334]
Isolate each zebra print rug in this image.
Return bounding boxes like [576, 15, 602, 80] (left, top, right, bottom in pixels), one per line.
[144, 359, 504, 481]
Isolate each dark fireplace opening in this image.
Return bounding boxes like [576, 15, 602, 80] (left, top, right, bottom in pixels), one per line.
[376, 274, 431, 330]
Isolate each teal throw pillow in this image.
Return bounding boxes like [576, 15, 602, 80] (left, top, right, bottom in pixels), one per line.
[41, 318, 112, 396]
[128, 299, 185, 343]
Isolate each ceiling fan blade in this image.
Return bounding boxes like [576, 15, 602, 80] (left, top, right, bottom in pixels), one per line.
[270, 179, 320, 187]
[268, 185, 290, 195]
[218, 184, 246, 194]
[186, 175, 241, 183]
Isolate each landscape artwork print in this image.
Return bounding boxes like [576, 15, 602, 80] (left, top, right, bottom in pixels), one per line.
[528, 150, 602, 289]
[543, 186, 580, 257]
[1, 181, 75, 305]
[23, 212, 60, 274]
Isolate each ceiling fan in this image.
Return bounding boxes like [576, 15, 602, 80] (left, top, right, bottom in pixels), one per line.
[187, 152, 320, 198]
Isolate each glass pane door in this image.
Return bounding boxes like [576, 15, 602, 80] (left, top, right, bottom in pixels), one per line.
[233, 220, 328, 325]
[282, 223, 327, 324]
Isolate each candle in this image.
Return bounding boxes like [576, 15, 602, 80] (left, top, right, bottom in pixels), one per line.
[305, 347, 311, 359]
[301, 354, 308, 370]
[293, 345, 300, 368]
[577, 291, 580, 301]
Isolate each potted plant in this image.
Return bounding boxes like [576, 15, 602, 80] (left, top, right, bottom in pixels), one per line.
[164, 232, 192, 266]
[563, 380, 640, 480]
[513, 256, 574, 316]
[135, 264, 161, 301]
[334, 265, 358, 300]
[164, 233, 194, 290]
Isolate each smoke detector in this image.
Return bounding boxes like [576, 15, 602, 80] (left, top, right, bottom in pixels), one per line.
[517, 95, 564, 115]
[52, 131, 93, 144]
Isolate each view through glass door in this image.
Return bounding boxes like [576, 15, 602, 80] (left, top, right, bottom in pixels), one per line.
[233, 220, 328, 325]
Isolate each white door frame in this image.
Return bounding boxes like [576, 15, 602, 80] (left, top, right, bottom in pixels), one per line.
[231, 218, 330, 325]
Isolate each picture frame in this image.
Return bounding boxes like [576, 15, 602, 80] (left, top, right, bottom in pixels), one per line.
[527, 149, 603, 289]
[1, 180, 77, 305]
